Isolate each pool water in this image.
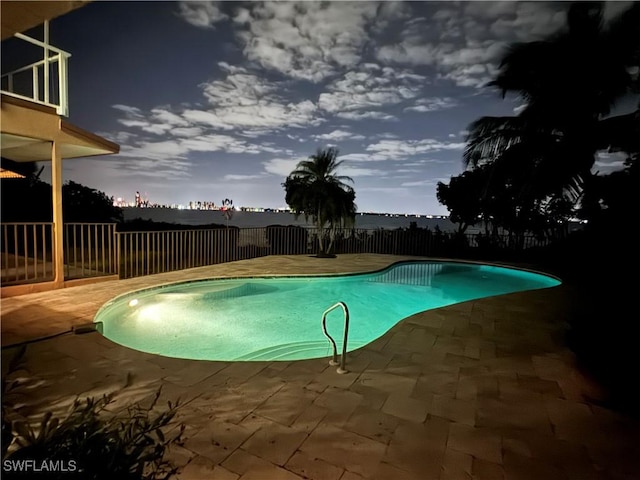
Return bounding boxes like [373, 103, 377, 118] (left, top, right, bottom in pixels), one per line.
[94, 262, 560, 361]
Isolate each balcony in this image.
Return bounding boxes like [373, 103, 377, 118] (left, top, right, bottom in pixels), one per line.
[1, 21, 70, 116]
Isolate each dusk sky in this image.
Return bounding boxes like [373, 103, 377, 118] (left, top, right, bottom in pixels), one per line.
[28, 1, 635, 215]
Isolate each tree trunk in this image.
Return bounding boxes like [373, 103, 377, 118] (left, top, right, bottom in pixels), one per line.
[326, 228, 335, 254]
[317, 222, 325, 255]
[316, 201, 324, 255]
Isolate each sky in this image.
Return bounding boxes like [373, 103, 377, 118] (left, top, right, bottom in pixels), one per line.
[16, 1, 637, 215]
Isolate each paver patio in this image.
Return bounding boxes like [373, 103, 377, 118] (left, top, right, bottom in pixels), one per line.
[2, 254, 639, 479]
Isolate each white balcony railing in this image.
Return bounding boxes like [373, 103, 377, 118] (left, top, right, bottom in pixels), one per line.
[0, 21, 70, 117]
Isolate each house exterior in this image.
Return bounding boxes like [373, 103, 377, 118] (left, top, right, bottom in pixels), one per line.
[1, 1, 120, 296]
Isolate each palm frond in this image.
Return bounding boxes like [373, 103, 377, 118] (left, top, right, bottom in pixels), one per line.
[464, 116, 537, 167]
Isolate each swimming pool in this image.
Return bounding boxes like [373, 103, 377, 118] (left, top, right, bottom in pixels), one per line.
[94, 261, 560, 361]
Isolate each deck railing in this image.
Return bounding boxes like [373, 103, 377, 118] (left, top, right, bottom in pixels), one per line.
[1, 222, 54, 285]
[1, 222, 118, 286]
[0, 22, 71, 116]
[64, 223, 118, 279]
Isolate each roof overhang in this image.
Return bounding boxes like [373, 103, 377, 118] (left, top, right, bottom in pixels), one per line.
[1, 131, 118, 162]
[1, 94, 119, 162]
[0, 167, 26, 179]
[1, 1, 90, 40]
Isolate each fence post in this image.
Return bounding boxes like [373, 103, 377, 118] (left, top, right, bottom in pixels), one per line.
[115, 231, 121, 279]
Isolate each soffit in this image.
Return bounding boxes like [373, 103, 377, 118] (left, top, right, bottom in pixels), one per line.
[1, 1, 90, 40]
[1, 132, 118, 162]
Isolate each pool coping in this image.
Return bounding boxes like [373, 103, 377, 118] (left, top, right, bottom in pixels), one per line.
[91, 258, 562, 363]
[92, 257, 563, 323]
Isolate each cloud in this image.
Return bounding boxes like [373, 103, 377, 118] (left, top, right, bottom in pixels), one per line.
[223, 174, 265, 181]
[340, 153, 386, 162]
[233, 2, 378, 82]
[96, 152, 193, 179]
[177, 1, 228, 28]
[171, 127, 205, 138]
[338, 165, 386, 177]
[376, 2, 568, 88]
[404, 97, 459, 113]
[111, 132, 290, 182]
[259, 155, 382, 179]
[403, 158, 451, 166]
[438, 61, 497, 88]
[312, 130, 365, 141]
[489, 3, 566, 40]
[371, 1, 412, 34]
[114, 64, 324, 139]
[401, 179, 438, 187]
[150, 108, 190, 127]
[340, 139, 463, 163]
[319, 66, 426, 115]
[377, 38, 502, 87]
[336, 111, 397, 122]
[463, 2, 518, 20]
[377, 42, 439, 66]
[262, 158, 302, 177]
[197, 65, 323, 131]
[373, 132, 399, 140]
[357, 186, 409, 194]
[364, 139, 466, 160]
[115, 106, 195, 135]
[112, 104, 142, 115]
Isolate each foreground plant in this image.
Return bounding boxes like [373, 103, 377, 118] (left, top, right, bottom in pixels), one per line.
[2, 349, 185, 480]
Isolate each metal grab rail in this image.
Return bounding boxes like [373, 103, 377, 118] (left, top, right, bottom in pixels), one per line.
[321, 301, 350, 374]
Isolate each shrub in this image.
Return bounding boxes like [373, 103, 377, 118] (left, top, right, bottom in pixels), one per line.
[2, 349, 185, 480]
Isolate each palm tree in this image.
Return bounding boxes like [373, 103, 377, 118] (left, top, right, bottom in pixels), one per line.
[283, 147, 356, 256]
[464, 2, 639, 210]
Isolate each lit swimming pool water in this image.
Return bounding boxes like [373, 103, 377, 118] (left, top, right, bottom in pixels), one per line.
[94, 261, 560, 361]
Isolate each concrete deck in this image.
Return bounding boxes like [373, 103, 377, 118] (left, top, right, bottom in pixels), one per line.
[2, 254, 639, 479]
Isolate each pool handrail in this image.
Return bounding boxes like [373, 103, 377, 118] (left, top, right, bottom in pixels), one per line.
[321, 301, 350, 374]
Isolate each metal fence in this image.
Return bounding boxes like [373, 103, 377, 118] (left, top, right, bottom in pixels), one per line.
[1, 222, 118, 286]
[117, 227, 269, 279]
[116, 226, 556, 279]
[1, 223, 558, 285]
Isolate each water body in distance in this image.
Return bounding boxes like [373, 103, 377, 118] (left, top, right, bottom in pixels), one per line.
[123, 208, 464, 231]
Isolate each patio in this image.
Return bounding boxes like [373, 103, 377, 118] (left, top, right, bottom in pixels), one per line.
[2, 254, 639, 479]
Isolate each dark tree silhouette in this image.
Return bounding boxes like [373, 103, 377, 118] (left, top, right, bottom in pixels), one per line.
[1, 157, 40, 181]
[464, 2, 640, 209]
[1, 177, 122, 223]
[283, 147, 356, 256]
[62, 181, 123, 222]
[436, 169, 486, 234]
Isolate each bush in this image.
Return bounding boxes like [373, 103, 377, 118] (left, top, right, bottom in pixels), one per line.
[2, 350, 185, 480]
